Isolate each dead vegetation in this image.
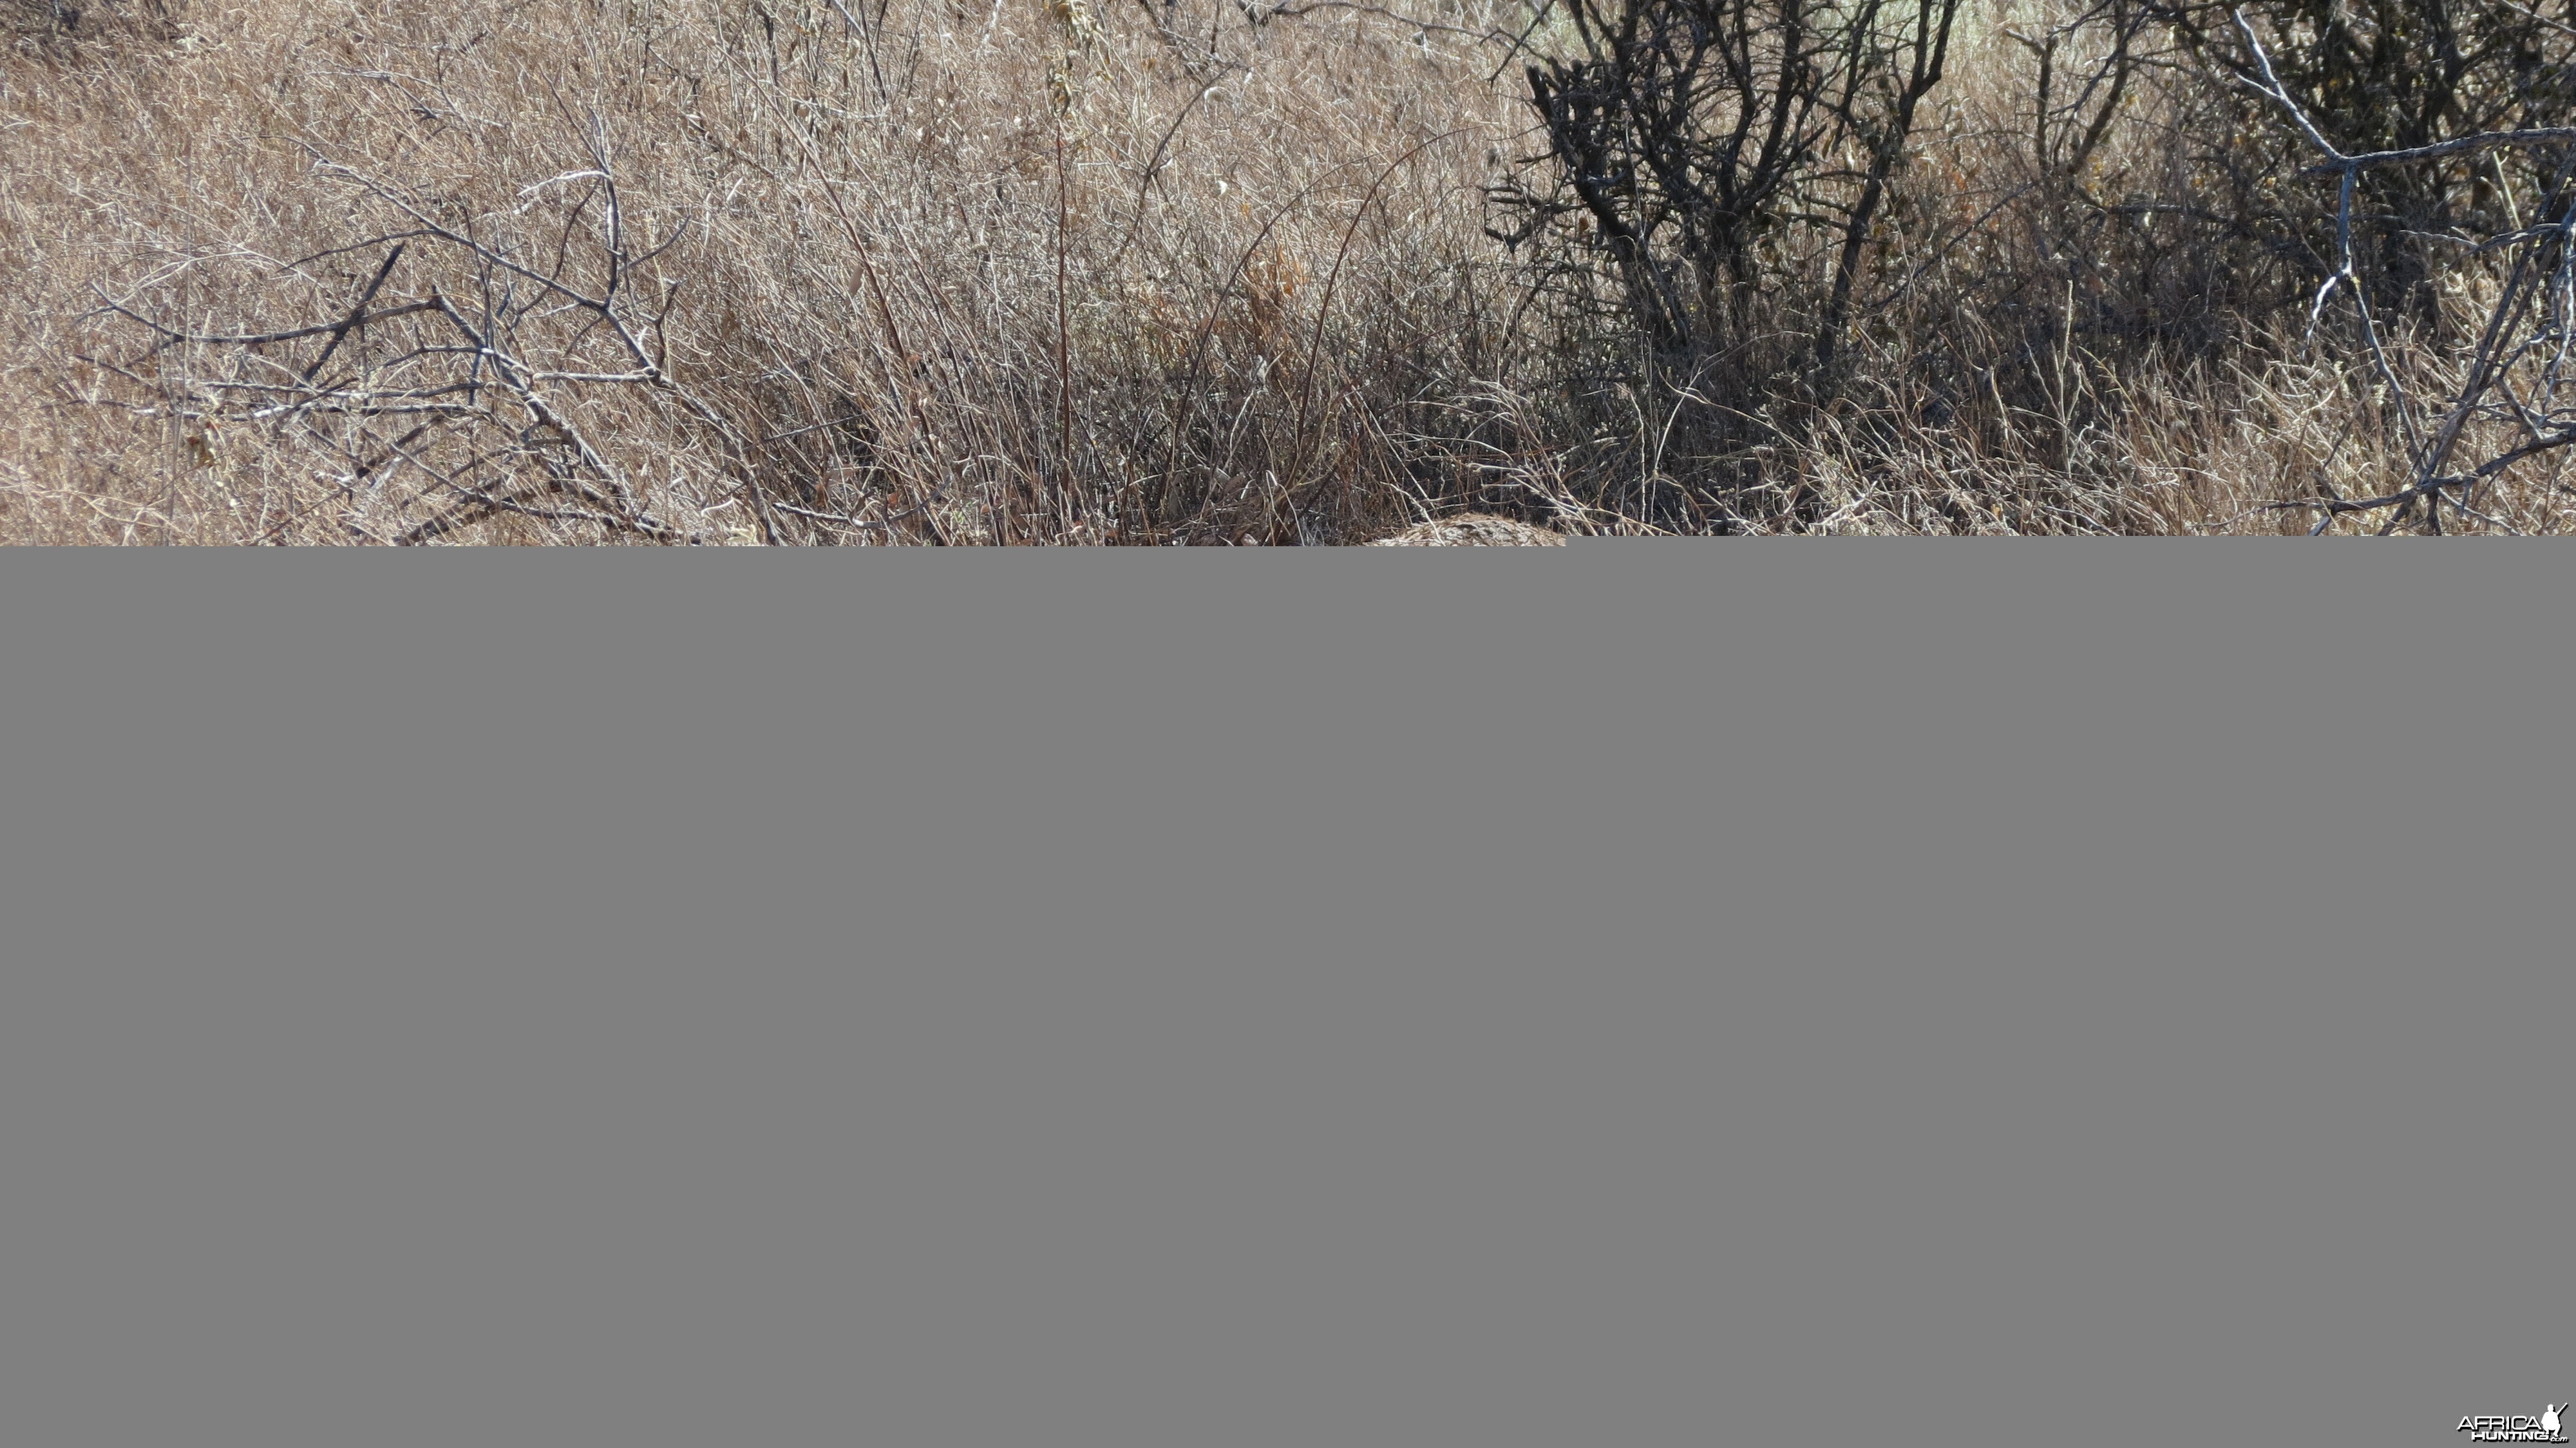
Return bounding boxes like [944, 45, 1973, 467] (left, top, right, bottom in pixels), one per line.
[6, 0, 2576, 540]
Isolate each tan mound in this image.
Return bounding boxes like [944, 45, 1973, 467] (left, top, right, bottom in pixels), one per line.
[1364, 513, 1568, 547]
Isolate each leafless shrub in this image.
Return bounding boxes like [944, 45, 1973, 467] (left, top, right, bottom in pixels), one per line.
[80, 140, 764, 544]
[2170, 0, 2576, 322]
[1501, 0, 1963, 376]
[2216, 12, 2576, 532]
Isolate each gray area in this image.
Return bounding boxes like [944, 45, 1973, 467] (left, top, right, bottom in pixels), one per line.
[1, 548, 2565, 1448]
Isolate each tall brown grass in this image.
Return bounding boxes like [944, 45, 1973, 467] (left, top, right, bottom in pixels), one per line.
[5, 0, 2570, 540]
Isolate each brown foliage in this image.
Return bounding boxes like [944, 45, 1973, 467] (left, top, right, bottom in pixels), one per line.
[6, 0, 2576, 538]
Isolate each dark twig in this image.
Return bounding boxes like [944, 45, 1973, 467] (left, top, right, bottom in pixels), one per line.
[303, 244, 408, 385]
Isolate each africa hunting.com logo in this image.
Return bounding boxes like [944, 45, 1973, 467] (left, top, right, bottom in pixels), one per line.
[2459, 1405, 2568, 1442]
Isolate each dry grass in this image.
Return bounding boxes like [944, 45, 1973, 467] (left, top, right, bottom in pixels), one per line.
[4, 0, 2571, 540]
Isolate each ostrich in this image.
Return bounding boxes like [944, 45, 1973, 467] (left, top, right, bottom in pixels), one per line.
[1365, 513, 1568, 546]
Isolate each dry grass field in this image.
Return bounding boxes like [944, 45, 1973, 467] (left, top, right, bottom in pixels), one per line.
[6, 0, 2574, 540]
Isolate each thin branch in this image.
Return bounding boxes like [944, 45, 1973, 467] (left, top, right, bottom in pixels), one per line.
[303, 243, 408, 385]
[2306, 131, 2576, 175]
[90, 287, 441, 349]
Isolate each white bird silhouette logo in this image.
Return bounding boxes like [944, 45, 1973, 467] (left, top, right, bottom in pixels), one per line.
[2542, 1404, 2564, 1437]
